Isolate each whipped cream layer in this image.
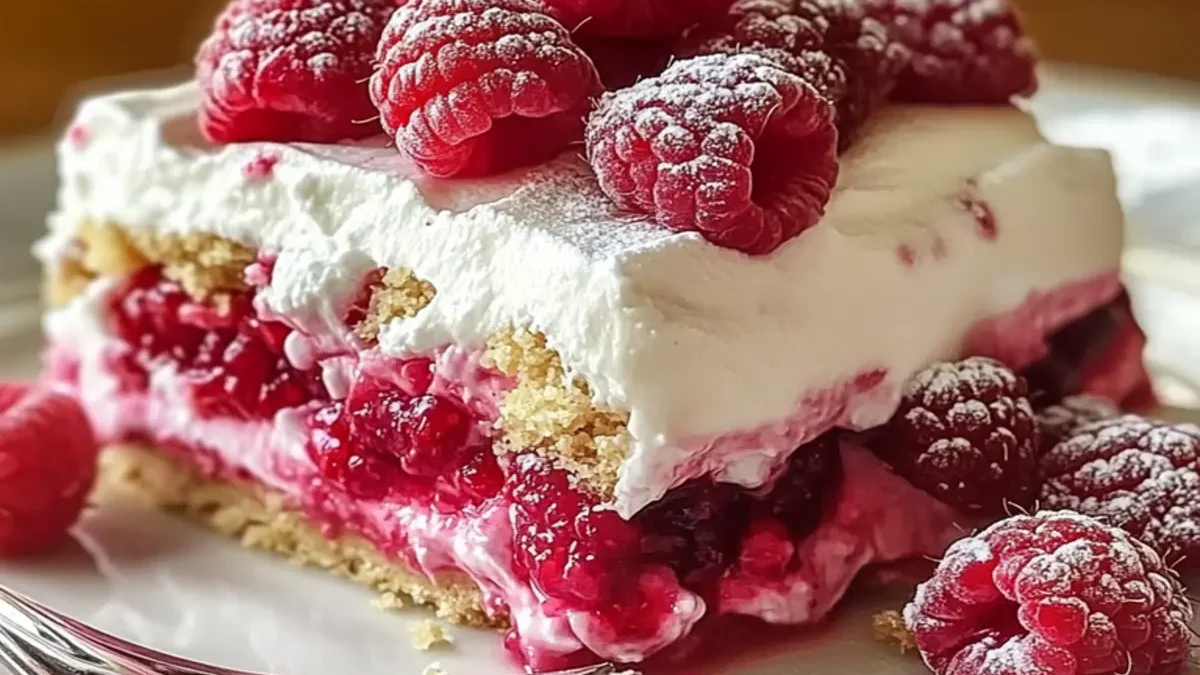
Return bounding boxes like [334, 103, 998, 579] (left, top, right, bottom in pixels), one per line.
[46, 84, 1126, 515]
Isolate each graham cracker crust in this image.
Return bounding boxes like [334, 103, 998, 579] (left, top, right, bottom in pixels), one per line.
[97, 443, 505, 629]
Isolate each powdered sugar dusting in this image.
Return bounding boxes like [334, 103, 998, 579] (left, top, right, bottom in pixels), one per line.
[371, 0, 598, 177]
[1036, 394, 1119, 450]
[863, 0, 1037, 103]
[906, 511, 1193, 675]
[676, 0, 908, 146]
[904, 357, 1021, 408]
[586, 52, 838, 255]
[195, 0, 394, 143]
[878, 356, 1037, 515]
[1041, 415, 1200, 570]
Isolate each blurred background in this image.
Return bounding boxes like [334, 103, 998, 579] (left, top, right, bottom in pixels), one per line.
[0, 0, 1198, 140]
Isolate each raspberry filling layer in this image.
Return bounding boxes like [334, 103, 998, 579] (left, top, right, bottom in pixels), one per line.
[50, 265, 1150, 668]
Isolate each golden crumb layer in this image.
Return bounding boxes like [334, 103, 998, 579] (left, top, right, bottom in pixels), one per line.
[53, 221, 633, 496]
[128, 230, 256, 299]
[44, 221, 145, 306]
[872, 610, 917, 655]
[484, 327, 630, 496]
[355, 268, 437, 343]
[98, 443, 505, 629]
[409, 619, 454, 651]
[45, 221, 255, 305]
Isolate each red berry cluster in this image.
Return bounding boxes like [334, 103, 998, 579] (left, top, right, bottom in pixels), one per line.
[109, 266, 326, 420]
[194, 0, 1038, 256]
[305, 369, 504, 509]
[876, 334, 1200, 674]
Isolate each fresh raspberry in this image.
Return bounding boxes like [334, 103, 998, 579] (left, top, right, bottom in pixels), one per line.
[905, 511, 1193, 675]
[871, 357, 1038, 516]
[586, 53, 838, 255]
[862, 0, 1038, 103]
[542, 0, 733, 38]
[508, 455, 639, 608]
[0, 384, 98, 556]
[195, 0, 396, 144]
[677, 0, 909, 147]
[370, 0, 601, 178]
[1036, 395, 1119, 453]
[1042, 416, 1200, 572]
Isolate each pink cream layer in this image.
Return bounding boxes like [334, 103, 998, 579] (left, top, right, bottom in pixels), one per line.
[664, 272, 1124, 497]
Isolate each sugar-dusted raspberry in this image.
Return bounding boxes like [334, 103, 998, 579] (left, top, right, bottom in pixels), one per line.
[872, 357, 1038, 516]
[1042, 415, 1200, 572]
[586, 53, 838, 255]
[542, 0, 732, 38]
[677, 0, 909, 147]
[862, 0, 1037, 103]
[1036, 395, 1119, 453]
[0, 384, 98, 556]
[195, 0, 396, 143]
[905, 511, 1193, 675]
[370, 0, 601, 178]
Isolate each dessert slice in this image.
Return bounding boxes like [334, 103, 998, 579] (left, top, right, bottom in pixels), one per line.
[41, 84, 1146, 668]
[37, 0, 1151, 671]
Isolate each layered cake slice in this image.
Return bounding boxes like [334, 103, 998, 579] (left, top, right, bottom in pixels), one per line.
[37, 0, 1154, 670]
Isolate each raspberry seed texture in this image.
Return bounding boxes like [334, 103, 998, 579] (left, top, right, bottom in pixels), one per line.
[905, 511, 1193, 675]
[863, 0, 1038, 103]
[196, 0, 397, 143]
[586, 53, 839, 255]
[370, 0, 601, 178]
[871, 357, 1039, 516]
[678, 0, 909, 146]
[1042, 415, 1200, 572]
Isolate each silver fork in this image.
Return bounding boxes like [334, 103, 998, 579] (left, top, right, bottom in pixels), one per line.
[0, 585, 622, 675]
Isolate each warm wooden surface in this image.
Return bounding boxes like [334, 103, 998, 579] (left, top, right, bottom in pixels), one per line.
[0, 1, 1196, 139]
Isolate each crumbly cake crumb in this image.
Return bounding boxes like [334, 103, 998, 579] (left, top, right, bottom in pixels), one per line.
[872, 610, 916, 654]
[44, 221, 148, 307]
[79, 220, 149, 276]
[357, 268, 437, 342]
[127, 231, 256, 299]
[48, 221, 254, 304]
[409, 619, 454, 651]
[372, 592, 407, 610]
[43, 254, 94, 307]
[484, 327, 630, 495]
[97, 444, 505, 629]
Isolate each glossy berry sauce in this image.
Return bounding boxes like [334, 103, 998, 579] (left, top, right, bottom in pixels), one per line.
[108, 266, 326, 419]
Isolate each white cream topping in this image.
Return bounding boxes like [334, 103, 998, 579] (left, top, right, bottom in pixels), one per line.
[46, 83, 1126, 516]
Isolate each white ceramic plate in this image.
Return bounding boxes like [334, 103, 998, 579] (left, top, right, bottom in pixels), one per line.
[2, 65, 1200, 675]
